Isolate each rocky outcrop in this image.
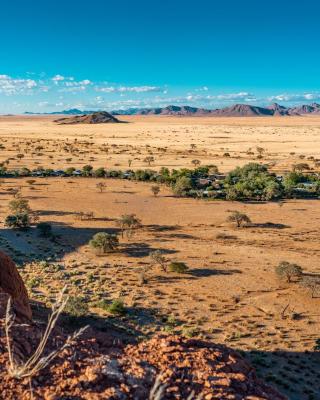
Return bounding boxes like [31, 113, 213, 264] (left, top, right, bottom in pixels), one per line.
[0, 330, 286, 399]
[54, 111, 123, 124]
[0, 251, 32, 321]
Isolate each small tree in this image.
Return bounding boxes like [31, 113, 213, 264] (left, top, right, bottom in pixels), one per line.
[117, 214, 142, 239]
[227, 211, 251, 228]
[5, 213, 31, 230]
[150, 250, 167, 272]
[293, 163, 310, 172]
[300, 276, 320, 298]
[8, 198, 31, 214]
[89, 232, 119, 254]
[151, 185, 160, 197]
[256, 147, 265, 157]
[16, 153, 25, 160]
[96, 182, 106, 193]
[172, 176, 192, 197]
[168, 261, 189, 273]
[144, 156, 155, 166]
[191, 159, 201, 168]
[82, 165, 93, 177]
[275, 261, 303, 283]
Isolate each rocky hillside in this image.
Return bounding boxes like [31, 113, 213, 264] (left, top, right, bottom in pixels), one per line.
[112, 103, 320, 117]
[0, 252, 287, 399]
[54, 111, 123, 124]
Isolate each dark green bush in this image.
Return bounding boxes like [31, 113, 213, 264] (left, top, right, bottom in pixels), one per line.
[168, 261, 189, 273]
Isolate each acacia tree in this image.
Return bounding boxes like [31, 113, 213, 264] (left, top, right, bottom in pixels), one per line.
[117, 214, 142, 239]
[96, 182, 106, 193]
[300, 276, 320, 298]
[151, 185, 160, 197]
[191, 159, 201, 168]
[144, 156, 155, 166]
[89, 232, 119, 254]
[227, 211, 251, 228]
[275, 261, 303, 283]
[293, 163, 310, 172]
[150, 250, 167, 272]
[9, 198, 31, 214]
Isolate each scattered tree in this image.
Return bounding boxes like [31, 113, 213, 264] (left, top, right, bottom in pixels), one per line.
[227, 211, 251, 228]
[8, 198, 31, 214]
[275, 261, 303, 283]
[300, 276, 320, 298]
[150, 250, 167, 272]
[191, 159, 201, 168]
[151, 185, 160, 197]
[5, 213, 31, 230]
[89, 232, 119, 254]
[96, 182, 106, 193]
[144, 156, 155, 166]
[117, 214, 142, 239]
[293, 163, 310, 172]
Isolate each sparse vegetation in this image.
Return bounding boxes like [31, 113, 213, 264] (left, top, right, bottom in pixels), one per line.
[117, 214, 142, 239]
[275, 261, 303, 283]
[89, 232, 119, 254]
[168, 261, 189, 273]
[227, 211, 251, 228]
[150, 250, 167, 271]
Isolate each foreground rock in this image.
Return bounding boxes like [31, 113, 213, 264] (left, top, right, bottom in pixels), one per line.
[0, 253, 285, 398]
[0, 251, 32, 321]
[0, 327, 286, 399]
[54, 111, 123, 124]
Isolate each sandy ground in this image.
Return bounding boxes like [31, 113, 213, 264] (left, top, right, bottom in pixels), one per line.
[0, 115, 320, 173]
[0, 116, 320, 399]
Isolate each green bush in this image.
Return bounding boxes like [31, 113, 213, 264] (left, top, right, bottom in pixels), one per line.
[89, 232, 119, 254]
[103, 299, 126, 315]
[172, 176, 192, 196]
[224, 163, 282, 201]
[168, 261, 189, 273]
[65, 296, 89, 317]
[5, 213, 31, 229]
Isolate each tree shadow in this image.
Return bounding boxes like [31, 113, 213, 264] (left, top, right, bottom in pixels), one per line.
[35, 209, 76, 217]
[242, 349, 320, 400]
[165, 233, 197, 239]
[122, 242, 178, 258]
[250, 222, 291, 229]
[188, 268, 242, 277]
[146, 224, 182, 232]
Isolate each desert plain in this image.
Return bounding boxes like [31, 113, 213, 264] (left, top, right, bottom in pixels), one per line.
[0, 115, 320, 399]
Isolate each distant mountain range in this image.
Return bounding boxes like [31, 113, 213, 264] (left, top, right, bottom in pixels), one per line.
[24, 103, 320, 117]
[25, 108, 96, 115]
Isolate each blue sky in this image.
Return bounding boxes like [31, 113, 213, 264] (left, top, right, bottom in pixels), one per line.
[1, 0, 320, 113]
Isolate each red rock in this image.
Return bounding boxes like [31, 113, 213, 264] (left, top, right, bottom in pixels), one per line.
[0, 251, 32, 321]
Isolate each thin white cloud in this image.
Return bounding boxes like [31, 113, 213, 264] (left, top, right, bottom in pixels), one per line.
[0, 74, 37, 95]
[52, 74, 65, 82]
[95, 85, 163, 93]
[268, 93, 320, 102]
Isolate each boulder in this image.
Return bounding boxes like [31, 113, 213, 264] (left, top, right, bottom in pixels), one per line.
[0, 251, 32, 321]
